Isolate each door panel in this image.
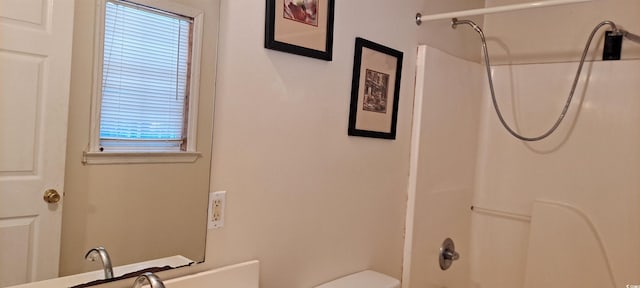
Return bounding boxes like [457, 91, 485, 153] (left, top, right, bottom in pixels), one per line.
[0, 0, 47, 28]
[0, 216, 37, 286]
[0, 51, 42, 174]
[0, 0, 75, 286]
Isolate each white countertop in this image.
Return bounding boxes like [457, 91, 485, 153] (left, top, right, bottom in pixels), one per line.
[9, 255, 193, 288]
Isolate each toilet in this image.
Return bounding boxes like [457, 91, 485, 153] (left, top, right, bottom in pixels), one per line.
[314, 270, 400, 288]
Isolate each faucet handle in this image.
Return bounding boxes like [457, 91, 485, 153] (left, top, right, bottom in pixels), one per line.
[439, 238, 460, 270]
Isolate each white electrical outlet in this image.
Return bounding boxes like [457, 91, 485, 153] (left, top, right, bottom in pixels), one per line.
[208, 191, 226, 229]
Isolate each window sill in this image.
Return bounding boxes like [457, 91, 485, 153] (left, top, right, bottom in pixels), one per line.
[82, 151, 201, 165]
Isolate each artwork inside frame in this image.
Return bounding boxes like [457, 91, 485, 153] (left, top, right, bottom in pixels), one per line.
[348, 37, 403, 139]
[264, 0, 335, 61]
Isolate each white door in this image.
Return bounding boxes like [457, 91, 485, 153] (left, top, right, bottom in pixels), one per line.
[0, 0, 75, 286]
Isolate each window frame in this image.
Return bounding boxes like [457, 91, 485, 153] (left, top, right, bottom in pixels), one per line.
[84, 0, 204, 165]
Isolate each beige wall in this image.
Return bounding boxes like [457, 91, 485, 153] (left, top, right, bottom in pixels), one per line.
[484, 0, 640, 64]
[59, 0, 219, 276]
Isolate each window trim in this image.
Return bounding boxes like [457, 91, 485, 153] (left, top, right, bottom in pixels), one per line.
[82, 151, 201, 165]
[85, 0, 204, 165]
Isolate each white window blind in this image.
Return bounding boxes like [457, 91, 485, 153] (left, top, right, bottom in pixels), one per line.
[100, 0, 192, 151]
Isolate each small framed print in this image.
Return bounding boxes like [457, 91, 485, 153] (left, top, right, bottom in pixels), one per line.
[348, 37, 403, 139]
[265, 0, 335, 61]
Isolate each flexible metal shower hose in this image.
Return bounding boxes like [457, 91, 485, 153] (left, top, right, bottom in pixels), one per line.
[453, 19, 618, 141]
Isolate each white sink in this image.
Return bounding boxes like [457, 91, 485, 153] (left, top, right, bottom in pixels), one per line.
[160, 261, 259, 288]
[8, 259, 259, 288]
[9, 255, 193, 288]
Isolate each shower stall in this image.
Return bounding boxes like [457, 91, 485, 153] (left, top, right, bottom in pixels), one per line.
[403, 0, 640, 287]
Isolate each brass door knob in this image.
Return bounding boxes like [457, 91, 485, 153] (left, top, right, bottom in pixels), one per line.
[43, 189, 61, 204]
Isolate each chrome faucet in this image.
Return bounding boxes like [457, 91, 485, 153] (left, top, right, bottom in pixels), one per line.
[84, 246, 114, 279]
[132, 272, 166, 288]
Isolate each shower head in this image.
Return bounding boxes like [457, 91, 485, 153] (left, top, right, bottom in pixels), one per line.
[603, 25, 640, 60]
[603, 31, 623, 60]
[451, 18, 483, 35]
[599, 20, 640, 44]
[620, 29, 640, 44]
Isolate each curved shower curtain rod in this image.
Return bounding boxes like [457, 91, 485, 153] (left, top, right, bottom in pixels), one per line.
[415, 0, 592, 23]
[414, 0, 640, 45]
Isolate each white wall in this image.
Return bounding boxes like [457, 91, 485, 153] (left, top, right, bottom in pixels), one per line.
[204, 1, 418, 287]
[49, 0, 487, 286]
[201, 0, 483, 287]
[56, 0, 640, 287]
[202, 1, 640, 288]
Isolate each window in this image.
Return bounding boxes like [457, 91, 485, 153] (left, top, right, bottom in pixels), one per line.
[85, 0, 203, 164]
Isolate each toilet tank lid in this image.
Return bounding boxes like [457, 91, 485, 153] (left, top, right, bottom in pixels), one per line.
[314, 270, 400, 288]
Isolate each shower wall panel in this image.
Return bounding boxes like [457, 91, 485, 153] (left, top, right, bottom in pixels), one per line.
[409, 46, 482, 288]
[473, 59, 640, 288]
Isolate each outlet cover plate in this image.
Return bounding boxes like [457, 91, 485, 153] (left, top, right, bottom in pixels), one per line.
[208, 191, 226, 229]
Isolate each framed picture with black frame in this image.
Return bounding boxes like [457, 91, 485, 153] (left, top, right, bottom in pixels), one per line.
[264, 0, 335, 61]
[348, 37, 403, 139]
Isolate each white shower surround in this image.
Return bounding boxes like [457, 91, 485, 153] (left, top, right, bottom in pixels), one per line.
[473, 58, 640, 288]
[408, 46, 640, 288]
